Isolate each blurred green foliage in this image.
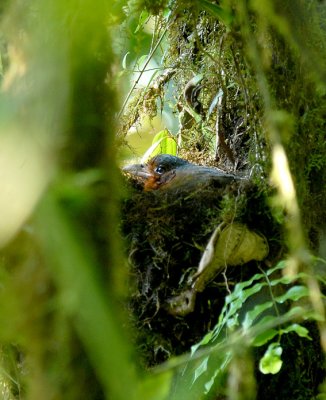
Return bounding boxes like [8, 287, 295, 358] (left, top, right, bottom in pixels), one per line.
[0, 1, 139, 399]
[0, 0, 325, 399]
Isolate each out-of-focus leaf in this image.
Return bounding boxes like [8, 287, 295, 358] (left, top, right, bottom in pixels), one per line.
[252, 328, 279, 347]
[191, 331, 213, 355]
[35, 193, 138, 400]
[138, 371, 172, 400]
[270, 273, 306, 286]
[204, 352, 231, 393]
[281, 306, 323, 322]
[192, 356, 209, 383]
[0, 128, 50, 247]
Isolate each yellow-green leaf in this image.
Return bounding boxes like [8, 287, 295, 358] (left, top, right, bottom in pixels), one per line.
[141, 129, 177, 162]
[259, 343, 283, 375]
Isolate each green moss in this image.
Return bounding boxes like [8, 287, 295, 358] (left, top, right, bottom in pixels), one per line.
[120, 1, 325, 397]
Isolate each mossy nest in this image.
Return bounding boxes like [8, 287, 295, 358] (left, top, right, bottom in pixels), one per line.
[121, 169, 325, 399]
[121, 174, 281, 367]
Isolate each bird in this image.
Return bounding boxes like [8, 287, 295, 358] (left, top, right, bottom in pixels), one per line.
[123, 154, 243, 191]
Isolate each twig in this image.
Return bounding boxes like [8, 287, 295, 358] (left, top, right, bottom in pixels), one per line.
[117, 18, 171, 119]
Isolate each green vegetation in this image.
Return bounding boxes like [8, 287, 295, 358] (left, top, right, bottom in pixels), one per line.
[0, 0, 325, 399]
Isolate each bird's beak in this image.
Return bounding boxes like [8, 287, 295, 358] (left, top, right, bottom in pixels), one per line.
[122, 163, 152, 179]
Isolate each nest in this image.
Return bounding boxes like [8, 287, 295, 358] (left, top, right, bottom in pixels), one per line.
[121, 175, 280, 367]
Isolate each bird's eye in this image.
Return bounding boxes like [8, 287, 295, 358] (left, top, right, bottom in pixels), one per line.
[155, 165, 165, 174]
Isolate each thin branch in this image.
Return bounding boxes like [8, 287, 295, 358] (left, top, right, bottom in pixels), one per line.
[117, 18, 171, 119]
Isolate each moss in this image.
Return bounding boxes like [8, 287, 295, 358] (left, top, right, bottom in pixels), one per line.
[119, 0, 326, 396]
[121, 175, 280, 365]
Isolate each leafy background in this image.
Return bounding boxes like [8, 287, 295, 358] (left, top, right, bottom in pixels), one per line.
[0, 0, 325, 399]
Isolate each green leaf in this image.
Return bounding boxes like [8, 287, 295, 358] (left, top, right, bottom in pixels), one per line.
[240, 282, 267, 301]
[280, 323, 312, 339]
[226, 297, 245, 319]
[204, 375, 216, 394]
[242, 300, 273, 330]
[270, 273, 306, 286]
[252, 328, 279, 347]
[191, 331, 213, 355]
[283, 305, 321, 321]
[225, 272, 265, 303]
[259, 343, 283, 374]
[138, 371, 172, 400]
[266, 260, 287, 275]
[226, 315, 240, 330]
[134, 10, 149, 33]
[192, 356, 209, 383]
[275, 285, 309, 303]
[224, 281, 268, 324]
[204, 352, 232, 393]
[211, 277, 270, 341]
[253, 321, 312, 347]
[142, 129, 177, 162]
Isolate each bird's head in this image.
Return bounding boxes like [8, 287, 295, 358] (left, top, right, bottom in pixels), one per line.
[123, 154, 189, 190]
[123, 154, 242, 191]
